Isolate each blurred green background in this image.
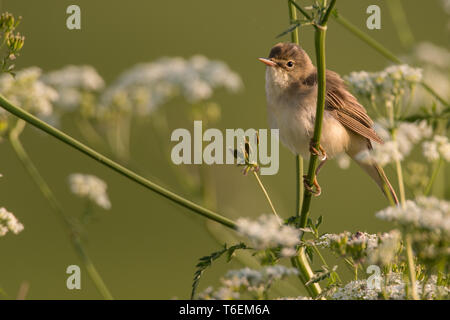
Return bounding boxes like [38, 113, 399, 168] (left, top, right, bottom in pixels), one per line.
[0, 0, 448, 299]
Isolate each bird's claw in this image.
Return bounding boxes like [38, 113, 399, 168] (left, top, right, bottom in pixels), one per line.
[303, 175, 322, 196]
[309, 140, 327, 161]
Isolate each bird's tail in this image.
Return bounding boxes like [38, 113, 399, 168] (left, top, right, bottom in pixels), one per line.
[354, 158, 399, 206]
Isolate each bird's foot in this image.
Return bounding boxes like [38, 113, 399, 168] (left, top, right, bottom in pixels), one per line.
[303, 175, 322, 196]
[309, 140, 327, 161]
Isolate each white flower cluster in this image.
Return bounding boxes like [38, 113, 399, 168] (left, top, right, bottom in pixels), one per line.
[332, 273, 448, 300]
[276, 296, 312, 300]
[376, 197, 450, 235]
[316, 230, 401, 266]
[199, 266, 298, 300]
[42, 65, 105, 110]
[422, 135, 450, 162]
[357, 120, 432, 167]
[68, 173, 111, 210]
[316, 231, 380, 250]
[236, 214, 300, 256]
[100, 56, 242, 115]
[345, 65, 423, 100]
[0, 67, 58, 117]
[0, 207, 24, 236]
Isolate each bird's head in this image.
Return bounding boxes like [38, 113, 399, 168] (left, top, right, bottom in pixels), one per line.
[259, 42, 314, 91]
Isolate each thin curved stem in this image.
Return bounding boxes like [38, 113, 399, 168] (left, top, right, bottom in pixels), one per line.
[296, 156, 304, 217]
[8, 120, 113, 300]
[0, 94, 236, 230]
[424, 158, 443, 196]
[252, 171, 281, 223]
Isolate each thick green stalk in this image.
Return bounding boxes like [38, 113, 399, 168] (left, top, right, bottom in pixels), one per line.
[332, 11, 450, 108]
[288, 0, 320, 298]
[288, 0, 300, 44]
[299, 0, 336, 231]
[8, 121, 113, 300]
[0, 94, 236, 230]
[288, 0, 337, 299]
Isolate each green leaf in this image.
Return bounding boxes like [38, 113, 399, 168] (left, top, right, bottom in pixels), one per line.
[276, 22, 301, 39]
[191, 243, 246, 299]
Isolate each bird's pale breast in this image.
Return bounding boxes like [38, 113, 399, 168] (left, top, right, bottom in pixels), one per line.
[265, 70, 350, 158]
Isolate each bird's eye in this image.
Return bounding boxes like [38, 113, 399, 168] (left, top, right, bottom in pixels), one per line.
[286, 61, 294, 68]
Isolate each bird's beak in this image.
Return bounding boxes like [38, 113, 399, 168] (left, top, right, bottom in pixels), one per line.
[258, 58, 276, 67]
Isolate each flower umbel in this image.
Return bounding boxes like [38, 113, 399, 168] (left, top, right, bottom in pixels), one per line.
[0, 207, 24, 237]
[68, 173, 111, 210]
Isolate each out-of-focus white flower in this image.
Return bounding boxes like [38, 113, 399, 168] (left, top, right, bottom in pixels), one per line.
[0, 67, 58, 117]
[42, 65, 105, 110]
[422, 135, 450, 162]
[236, 214, 300, 255]
[316, 231, 379, 250]
[199, 266, 298, 300]
[412, 42, 450, 70]
[316, 230, 401, 265]
[376, 197, 450, 235]
[357, 140, 403, 167]
[0, 207, 24, 237]
[357, 120, 432, 167]
[68, 173, 111, 210]
[100, 56, 243, 116]
[405, 42, 450, 109]
[345, 65, 422, 96]
[332, 273, 448, 300]
[336, 153, 351, 169]
[277, 296, 313, 300]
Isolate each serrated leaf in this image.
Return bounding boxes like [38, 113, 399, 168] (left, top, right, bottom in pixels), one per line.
[191, 243, 246, 300]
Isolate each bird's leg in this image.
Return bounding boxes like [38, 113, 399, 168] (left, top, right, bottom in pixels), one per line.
[304, 140, 328, 196]
[303, 175, 321, 196]
[309, 139, 327, 161]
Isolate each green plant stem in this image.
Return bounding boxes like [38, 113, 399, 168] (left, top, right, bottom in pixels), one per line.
[295, 156, 304, 217]
[288, 0, 312, 21]
[395, 158, 407, 207]
[421, 82, 450, 108]
[287, 0, 321, 299]
[289, 0, 337, 299]
[299, 0, 336, 231]
[8, 120, 113, 300]
[405, 234, 419, 300]
[288, 1, 304, 219]
[252, 171, 281, 223]
[291, 248, 322, 297]
[386, 0, 415, 49]
[0, 94, 236, 230]
[332, 10, 401, 63]
[332, 11, 450, 108]
[424, 157, 443, 196]
[288, 0, 300, 44]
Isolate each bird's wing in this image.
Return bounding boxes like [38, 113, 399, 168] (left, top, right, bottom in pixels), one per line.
[323, 70, 383, 144]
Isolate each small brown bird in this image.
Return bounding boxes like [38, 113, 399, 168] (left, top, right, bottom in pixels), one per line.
[259, 42, 398, 204]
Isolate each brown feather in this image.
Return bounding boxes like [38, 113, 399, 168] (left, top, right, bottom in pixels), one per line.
[324, 70, 384, 144]
[304, 70, 384, 144]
